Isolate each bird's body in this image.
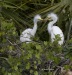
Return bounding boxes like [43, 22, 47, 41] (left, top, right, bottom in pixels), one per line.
[47, 13, 64, 45]
[20, 15, 42, 43]
[20, 28, 32, 43]
[50, 26, 64, 45]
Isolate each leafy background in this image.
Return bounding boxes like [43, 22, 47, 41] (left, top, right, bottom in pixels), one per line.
[0, 0, 72, 75]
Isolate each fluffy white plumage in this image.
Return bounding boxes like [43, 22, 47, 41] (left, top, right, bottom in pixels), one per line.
[20, 14, 42, 43]
[47, 13, 64, 45]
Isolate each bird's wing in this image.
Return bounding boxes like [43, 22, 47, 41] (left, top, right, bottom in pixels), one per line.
[51, 26, 64, 45]
[20, 28, 33, 42]
[52, 26, 63, 36]
[22, 28, 32, 35]
[51, 26, 64, 41]
[20, 28, 33, 38]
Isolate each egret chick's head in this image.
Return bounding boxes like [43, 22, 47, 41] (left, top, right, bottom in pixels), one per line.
[46, 13, 58, 22]
[34, 14, 43, 23]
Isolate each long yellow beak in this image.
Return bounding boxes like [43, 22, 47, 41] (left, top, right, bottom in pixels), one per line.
[39, 18, 43, 21]
[44, 17, 52, 21]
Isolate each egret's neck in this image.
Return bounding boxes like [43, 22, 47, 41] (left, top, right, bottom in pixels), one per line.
[32, 21, 37, 36]
[47, 20, 57, 34]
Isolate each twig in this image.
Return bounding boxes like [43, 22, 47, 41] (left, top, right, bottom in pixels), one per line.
[7, 38, 17, 45]
[6, 37, 23, 45]
[53, 66, 63, 75]
[41, 69, 54, 71]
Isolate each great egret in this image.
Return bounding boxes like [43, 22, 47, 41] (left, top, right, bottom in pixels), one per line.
[20, 14, 43, 43]
[46, 13, 64, 45]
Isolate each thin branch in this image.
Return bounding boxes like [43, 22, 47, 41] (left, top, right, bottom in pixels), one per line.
[53, 66, 63, 75]
[41, 68, 54, 71]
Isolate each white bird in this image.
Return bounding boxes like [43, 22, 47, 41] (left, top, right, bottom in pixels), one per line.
[46, 13, 64, 45]
[20, 14, 43, 43]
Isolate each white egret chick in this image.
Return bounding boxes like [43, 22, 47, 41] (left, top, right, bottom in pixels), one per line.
[46, 13, 64, 45]
[20, 15, 43, 43]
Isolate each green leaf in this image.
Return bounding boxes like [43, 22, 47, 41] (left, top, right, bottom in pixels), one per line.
[36, 45, 42, 52]
[13, 31, 16, 35]
[8, 73, 11, 75]
[35, 53, 40, 59]
[14, 66, 18, 71]
[38, 60, 41, 64]
[34, 65, 37, 69]
[2, 67, 5, 72]
[34, 61, 37, 64]
[34, 71, 38, 75]
[64, 65, 70, 70]
[9, 46, 13, 50]
[27, 54, 32, 59]
[44, 41, 48, 46]
[30, 70, 33, 74]
[26, 62, 30, 69]
[21, 43, 27, 48]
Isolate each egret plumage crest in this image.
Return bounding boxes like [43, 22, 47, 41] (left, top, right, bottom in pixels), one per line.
[47, 13, 58, 21]
[33, 14, 42, 22]
[34, 14, 41, 19]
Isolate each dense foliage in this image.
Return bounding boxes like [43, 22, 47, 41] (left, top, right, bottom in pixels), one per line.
[0, 0, 72, 75]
